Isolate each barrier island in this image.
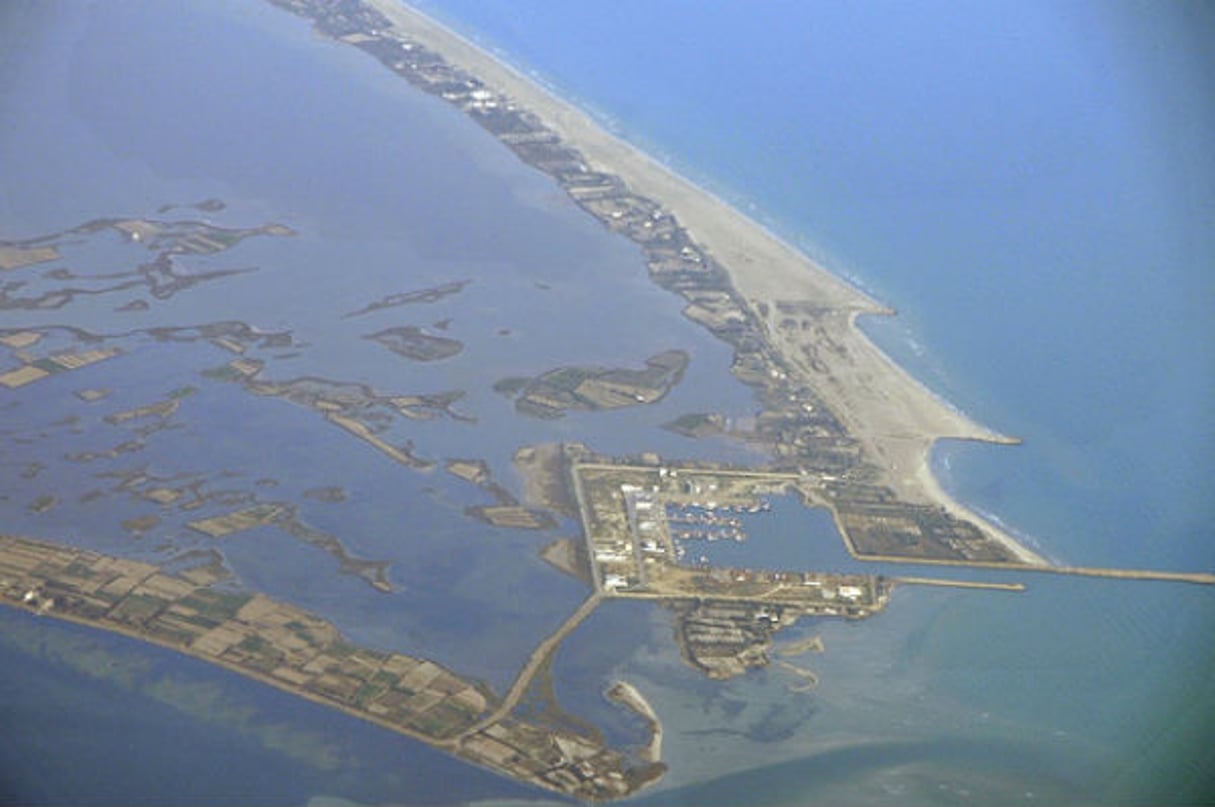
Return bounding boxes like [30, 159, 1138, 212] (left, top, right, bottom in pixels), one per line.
[3, 1, 1212, 802]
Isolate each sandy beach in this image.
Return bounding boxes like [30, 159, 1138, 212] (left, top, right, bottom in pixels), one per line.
[364, 0, 1046, 567]
[606, 680, 663, 763]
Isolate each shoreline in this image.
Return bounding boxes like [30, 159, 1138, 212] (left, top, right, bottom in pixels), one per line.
[363, 0, 1046, 566]
[0, 534, 656, 801]
[369, 0, 882, 313]
[605, 680, 663, 763]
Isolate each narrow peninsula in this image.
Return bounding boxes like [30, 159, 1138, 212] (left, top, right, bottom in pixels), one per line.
[270, 0, 1041, 567]
[3, 2, 1211, 804]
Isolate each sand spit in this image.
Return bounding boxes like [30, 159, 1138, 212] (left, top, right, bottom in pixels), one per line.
[606, 680, 663, 763]
[363, 0, 1045, 566]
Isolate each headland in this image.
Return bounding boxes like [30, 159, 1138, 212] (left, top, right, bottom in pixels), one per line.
[5, 1, 1211, 802]
[313, 0, 1045, 566]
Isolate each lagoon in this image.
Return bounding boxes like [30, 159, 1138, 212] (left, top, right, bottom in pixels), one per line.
[1, 0, 1213, 803]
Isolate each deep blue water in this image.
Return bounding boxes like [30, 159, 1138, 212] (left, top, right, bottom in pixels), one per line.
[1, 0, 1213, 804]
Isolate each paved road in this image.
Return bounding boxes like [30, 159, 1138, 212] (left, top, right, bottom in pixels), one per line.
[456, 591, 604, 740]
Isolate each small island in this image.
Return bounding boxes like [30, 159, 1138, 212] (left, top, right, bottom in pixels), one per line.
[365, 326, 464, 362]
[0, 215, 293, 313]
[1, 1, 1210, 803]
[495, 349, 689, 418]
[343, 279, 471, 318]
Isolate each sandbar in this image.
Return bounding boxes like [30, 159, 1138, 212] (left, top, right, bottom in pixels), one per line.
[360, 1, 1045, 566]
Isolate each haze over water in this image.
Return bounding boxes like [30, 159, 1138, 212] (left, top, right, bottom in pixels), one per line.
[413, 3, 1215, 802]
[421, 0, 1215, 570]
[1, 0, 1213, 804]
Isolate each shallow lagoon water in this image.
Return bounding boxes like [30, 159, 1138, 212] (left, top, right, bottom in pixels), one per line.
[0, 1, 766, 800]
[420, 0, 1215, 571]
[420, 0, 1215, 802]
[0, 607, 544, 807]
[1, 0, 1213, 804]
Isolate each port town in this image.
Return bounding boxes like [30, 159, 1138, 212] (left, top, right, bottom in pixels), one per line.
[2, 0, 1212, 802]
[3, 439, 1209, 799]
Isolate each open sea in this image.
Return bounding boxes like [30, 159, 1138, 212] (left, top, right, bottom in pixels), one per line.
[1, 0, 1213, 804]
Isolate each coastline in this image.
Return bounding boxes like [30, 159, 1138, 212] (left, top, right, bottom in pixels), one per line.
[605, 680, 663, 764]
[363, 0, 1046, 566]
[0, 535, 657, 801]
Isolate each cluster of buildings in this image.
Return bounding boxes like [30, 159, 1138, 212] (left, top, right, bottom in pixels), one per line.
[265, 0, 1028, 573]
[829, 479, 1019, 563]
[460, 718, 662, 801]
[575, 459, 890, 615]
[0, 533, 661, 801]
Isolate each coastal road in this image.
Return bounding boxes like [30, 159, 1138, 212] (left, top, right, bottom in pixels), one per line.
[455, 591, 604, 740]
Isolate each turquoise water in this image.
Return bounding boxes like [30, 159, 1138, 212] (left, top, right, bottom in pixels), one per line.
[1, 0, 1213, 804]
